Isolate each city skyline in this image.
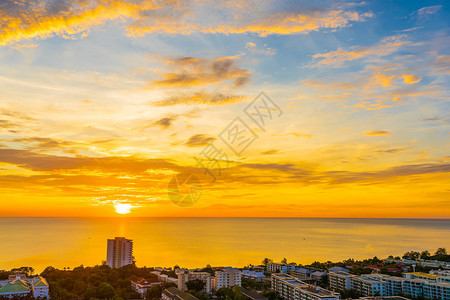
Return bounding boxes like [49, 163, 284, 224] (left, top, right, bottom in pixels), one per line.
[0, 0, 449, 218]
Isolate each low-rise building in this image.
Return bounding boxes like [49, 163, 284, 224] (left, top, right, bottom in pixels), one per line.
[329, 267, 349, 273]
[404, 272, 441, 282]
[271, 274, 340, 300]
[382, 276, 404, 296]
[178, 271, 211, 294]
[267, 263, 297, 273]
[367, 266, 381, 273]
[242, 270, 266, 282]
[130, 275, 161, 297]
[0, 274, 49, 299]
[401, 278, 427, 298]
[292, 268, 312, 280]
[423, 281, 450, 300]
[329, 272, 355, 291]
[359, 297, 410, 300]
[241, 287, 268, 300]
[351, 276, 385, 296]
[212, 268, 241, 290]
[431, 270, 450, 277]
[329, 271, 450, 300]
[162, 287, 199, 300]
[311, 271, 326, 281]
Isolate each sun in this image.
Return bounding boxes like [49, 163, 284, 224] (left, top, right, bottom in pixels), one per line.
[114, 203, 132, 214]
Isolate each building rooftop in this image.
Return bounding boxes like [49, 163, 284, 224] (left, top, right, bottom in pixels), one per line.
[404, 272, 441, 279]
[330, 271, 354, 277]
[274, 274, 338, 298]
[33, 277, 48, 287]
[129, 275, 160, 285]
[360, 297, 410, 300]
[0, 280, 29, 294]
[403, 278, 429, 283]
[163, 287, 199, 300]
[241, 287, 268, 300]
[357, 277, 383, 283]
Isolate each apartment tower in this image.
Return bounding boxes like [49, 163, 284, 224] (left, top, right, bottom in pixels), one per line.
[106, 237, 134, 268]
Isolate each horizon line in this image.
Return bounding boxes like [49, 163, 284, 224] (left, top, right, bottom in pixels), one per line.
[0, 216, 449, 220]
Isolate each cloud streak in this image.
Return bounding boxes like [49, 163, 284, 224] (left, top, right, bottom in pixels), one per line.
[150, 56, 250, 88]
[0, 0, 162, 47]
[151, 92, 246, 107]
[185, 134, 216, 147]
[310, 35, 408, 67]
[364, 130, 391, 136]
[0, 0, 374, 47]
[129, 8, 373, 37]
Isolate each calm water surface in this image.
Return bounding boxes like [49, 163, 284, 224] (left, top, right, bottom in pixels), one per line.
[0, 218, 449, 272]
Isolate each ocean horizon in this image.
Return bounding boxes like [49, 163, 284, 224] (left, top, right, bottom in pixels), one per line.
[1, 217, 449, 273]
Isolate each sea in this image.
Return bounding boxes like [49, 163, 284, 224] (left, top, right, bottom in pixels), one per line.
[0, 218, 449, 272]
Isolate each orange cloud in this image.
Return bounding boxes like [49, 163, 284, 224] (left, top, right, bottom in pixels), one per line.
[128, 9, 373, 37]
[311, 35, 408, 67]
[353, 101, 392, 111]
[0, 0, 162, 47]
[151, 92, 246, 106]
[0, 1, 373, 47]
[402, 74, 421, 84]
[150, 56, 250, 88]
[364, 130, 391, 136]
[185, 134, 217, 147]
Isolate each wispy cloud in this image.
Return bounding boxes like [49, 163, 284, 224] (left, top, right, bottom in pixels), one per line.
[149, 56, 250, 88]
[0, 0, 373, 48]
[151, 92, 246, 107]
[261, 149, 280, 155]
[415, 5, 442, 20]
[364, 130, 391, 136]
[128, 6, 373, 37]
[154, 116, 177, 128]
[0, 0, 163, 47]
[310, 35, 408, 67]
[185, 134, 216, 147]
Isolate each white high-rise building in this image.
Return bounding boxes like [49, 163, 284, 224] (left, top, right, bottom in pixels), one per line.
[106, 237, 134, 268]
[212, 268, 242, 290]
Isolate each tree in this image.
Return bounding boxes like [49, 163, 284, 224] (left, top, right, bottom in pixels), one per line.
[202, 265, 215, 276]
[186, 279, 206, 292]
[146, 284, 163, 299]
[281, 258, 287, 264]
[85, 287, 98, 299]
[435, 248, 447, 256]
[261, 258, 272, 266]
[262, 290, 280, 300]
[73, 280, 87, 296]
[188, 290, 210, 300]
[216, 287, 235, 300]
[420, 250, 431, 259]
[232, 286, 246, 300]
[402, 251, 420, 260]
[11, 267, 34, 276]
[97, 283, 115, 299]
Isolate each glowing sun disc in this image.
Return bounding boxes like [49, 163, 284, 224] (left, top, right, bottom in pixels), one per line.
[114, 203, 132, 214]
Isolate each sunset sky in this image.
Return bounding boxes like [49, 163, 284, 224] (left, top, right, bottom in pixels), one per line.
[0, 0, 449, 218]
